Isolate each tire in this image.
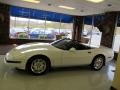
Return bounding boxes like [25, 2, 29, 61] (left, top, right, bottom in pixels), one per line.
[91, 55, 105, 71]
[26, 56, 49, 75]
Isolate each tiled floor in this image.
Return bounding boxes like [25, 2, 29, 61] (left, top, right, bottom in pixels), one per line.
[0, 55, 115, 90]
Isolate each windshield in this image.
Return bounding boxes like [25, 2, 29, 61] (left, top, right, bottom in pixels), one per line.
[51, 39, 72, 50]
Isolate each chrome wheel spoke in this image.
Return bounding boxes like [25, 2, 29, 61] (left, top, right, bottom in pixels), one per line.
[31, 59, 46, 74]
[94, 57, 103, 69]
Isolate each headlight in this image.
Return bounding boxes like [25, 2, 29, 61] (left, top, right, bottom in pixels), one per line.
[6, 52, 9, 56]
[5, 52, 14, 61]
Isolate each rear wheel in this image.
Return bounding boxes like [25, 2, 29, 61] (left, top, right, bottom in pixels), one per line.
[26, 57, 49, 75]
[91, 55, 105, 71]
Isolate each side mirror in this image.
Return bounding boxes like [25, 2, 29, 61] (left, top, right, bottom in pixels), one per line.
[69, 48, 76, 52]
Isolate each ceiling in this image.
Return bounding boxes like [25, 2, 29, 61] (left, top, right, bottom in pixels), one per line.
[1, 0, 120, 16]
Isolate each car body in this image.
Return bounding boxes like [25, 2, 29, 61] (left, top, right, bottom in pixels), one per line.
[5, 38, 114, 75]
[10, 27, 29, 39]
[29, 28, 45, 39]
[29, 28, 55, 40]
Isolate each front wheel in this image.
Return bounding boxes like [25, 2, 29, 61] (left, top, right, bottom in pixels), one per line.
[26, 57, 49, 75]
[91, 55, 105, 71]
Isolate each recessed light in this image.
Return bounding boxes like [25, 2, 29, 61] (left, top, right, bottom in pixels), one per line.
[22, 0, 40, 4]
[48, 3, 52, 6]
[58, 5, 76, 10]
[86, 0, 104, 3]
[79, 9, 84, 12]
[107, 4, 112, 7]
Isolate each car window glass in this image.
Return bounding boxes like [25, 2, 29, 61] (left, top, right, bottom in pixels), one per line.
[51, 39, 91, 50]
[51, 39, 72, 50]
[72, 41, 90, 50]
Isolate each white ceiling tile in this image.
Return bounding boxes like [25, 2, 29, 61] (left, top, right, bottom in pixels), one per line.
[0, 0, 120, 16]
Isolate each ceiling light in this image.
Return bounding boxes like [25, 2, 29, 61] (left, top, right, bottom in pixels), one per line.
[22, 0, 40, 3]
[58, 5, 76, 10]
[86, 0, 104, 3]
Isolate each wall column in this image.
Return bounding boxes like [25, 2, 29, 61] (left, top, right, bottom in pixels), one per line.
[72, 16, 84, 42]
[0, 3, 53, 44]
[96, 12, 118, 48]
[0, 3, 10, 44]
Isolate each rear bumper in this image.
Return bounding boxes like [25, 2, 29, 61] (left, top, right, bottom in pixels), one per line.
[106, 56, 114, 62]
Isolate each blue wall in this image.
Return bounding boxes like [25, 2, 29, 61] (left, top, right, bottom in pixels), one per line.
[10, 6, 74, 23]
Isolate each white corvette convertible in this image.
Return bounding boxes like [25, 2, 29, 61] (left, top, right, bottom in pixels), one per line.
[5, 38, 114, 75]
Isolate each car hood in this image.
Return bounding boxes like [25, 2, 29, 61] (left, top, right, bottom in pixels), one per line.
[15, 42, 51, 50]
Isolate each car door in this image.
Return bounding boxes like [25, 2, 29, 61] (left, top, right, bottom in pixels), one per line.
[62, 42, 93, 66]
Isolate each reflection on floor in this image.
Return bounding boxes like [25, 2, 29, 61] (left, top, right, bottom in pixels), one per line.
[0, 55, 115, 90]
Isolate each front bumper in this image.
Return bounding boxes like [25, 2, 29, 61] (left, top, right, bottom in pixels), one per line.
[4, 57, 26, 70]
[6, 60, 21, 63]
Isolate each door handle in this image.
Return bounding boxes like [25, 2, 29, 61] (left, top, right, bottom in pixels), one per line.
[88, 52, 91, 53]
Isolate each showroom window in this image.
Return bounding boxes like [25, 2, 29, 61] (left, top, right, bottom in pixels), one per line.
[82, 16, 102, 47]
[113, 14, 120, 52]
[10, 6, 73, 40]
[45, 21, 60, 40]
[60, 23, 73, 39]
[29, 19, 46, 40]
[10, 16, 29, 39]
[10, 16, 73, 40]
